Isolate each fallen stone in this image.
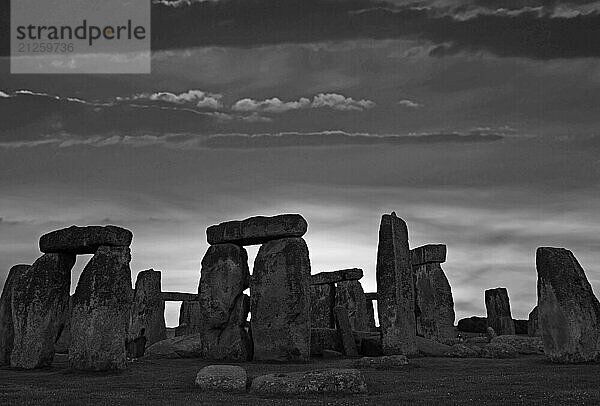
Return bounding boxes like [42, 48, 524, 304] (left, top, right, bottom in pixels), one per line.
[351, 355, 409, 369]
[537, 247, 600, 363]
[334, 305, 359, 357]
[528, 306, 540, 337]
[415, 336, 451, 357]
[144, 333, 205, 358]
[310, 283, 335, 329]
[457, 316, 487, 333]
[376, 212, 416, 355]
[198, 244, 252, 361]
[482, 342, 518, 359]
[195, 365, 247, 392]
[335, 280, 370, 331]
[130, 269, 166, 349]
[311, 268, 363, 285]
[411, 244, 447, 266]
[0, 264, 30, 365]
[466, 337, 490, 348]
[251, 237, 311, 362]
[310, 328, 343, 356]
[491, 335, 544, 355]
[250, 368, 367, 395]
[69, 246, 133, 371]
[207, 214, 307, 246]
[323, 349, 343, 358]
[444, 344, 483, 358]
[11, 254, 74, 369]
[414, 261, 455, 342]
[39, 225, 132, 254]
[485, 287, 515, 335]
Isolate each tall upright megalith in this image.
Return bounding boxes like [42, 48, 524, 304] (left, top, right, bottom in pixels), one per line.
[0, 264, 30, 365]
[130, 269, 166, 348]
[485, 287, 515, 336]
[537, 247, 600, 363]
[197, 243, 252, 361]
[412, 244, 455, 342]
[375, 212, 416, 355]
[251, 237, 311, 362]
[69, 246, 133, 371]
[11, 254, 75, 369]
[528, 306, 540, 337]
[335, 280, 370, 332]
[310, 284, 336, 329]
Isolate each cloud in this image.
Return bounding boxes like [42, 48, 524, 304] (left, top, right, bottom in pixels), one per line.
[397, 99, 423, 108]
[122, 90, 224, 109]
[232, 93, 375, 113]
[0, 91, 9, 98]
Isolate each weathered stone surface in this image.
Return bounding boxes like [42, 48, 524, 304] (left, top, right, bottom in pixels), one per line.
[486, 327, 497, 340]
[466, 337, 490, 347]
[195, 365, 247, 392]
[358, 335, 383, 356]
[514, 319, 528, 335]
[311, 269, 363, 285]
[334, 305, 359, 357]
[335, 280, 370, 332]
[444, 344, 483, 358]
[69, 246, 133, 371]
[207, 214, 307, 246]
[250, 369, 367, 395]
[365, 299, 377, 332]
[198, 244, 252, 361]
[144, 333, 205, 358]
[323, 350, 343, 358]
[351, 355, 408, 369]
[251, 237, 311, 362]
[376, 212, 416, 355]
[528, 306, 540, 337]
[176, 301, 201, 336]
[39, 225, 132, 254]
[414, 262, 455, 342]
[54, 296, 72, 354]
[482, 342, 518, 359]
[491, 335, 544, 355]
[130, 269, 166, 348]
[457, 316, 487, 333]
[537, 247, 600, 363]
[11, 254, 74, 369]
[415, 336, 451, 357]
[310, 328, 343, 356]
[310, 284, 335, 328]
[411, 244, 447, 266]
[0, 264, 30, 365]
[364, 292, 378, 301]
[485, 287, 515, 336]
[162, 292, 197, 302]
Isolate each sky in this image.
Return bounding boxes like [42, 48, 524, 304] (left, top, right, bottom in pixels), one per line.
[1, 0, 599, 327]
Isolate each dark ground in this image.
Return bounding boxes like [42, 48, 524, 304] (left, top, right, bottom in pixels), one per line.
[1, 354, 599, 405]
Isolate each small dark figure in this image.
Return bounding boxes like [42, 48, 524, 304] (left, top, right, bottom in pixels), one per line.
[126, 328, 147, 359]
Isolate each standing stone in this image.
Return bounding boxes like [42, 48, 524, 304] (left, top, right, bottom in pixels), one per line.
[207, 214, 307, 246]
[485, 287, 515, 336]
[334, 306, 359, 357]
[11, 254, 74, 368]
[130, 269, 166, 348]
[39, 225, 133, 254]
[176, 301, 201, 336]
[251, 237, 311, 362]
[365, 299, 377, 332]
[528, 306, 540, 337]
[375, 212, 416, 355]
[413, 260, 455, 342]
[310, 284, 336, 328]
[198, 243, 252, 361]
[536, 247, 600, 363]
[54, 296, 72, 354]
[0, 265, 30, 365]
[69, 246, 133, 371]
[335, 280, 370, 332]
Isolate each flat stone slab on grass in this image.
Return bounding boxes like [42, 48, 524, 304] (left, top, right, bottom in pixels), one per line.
[39, 225, 133, 254]
[206, 214, 307, 246]
[444, 344, 484, 358]
[311, 268, 364, 285]
[416, 336, 451, 357]
[411, 244, 447, 266]
[195, 365, 247, 391]
[250, 368, 367, 395]
[482, 342, 518, 359]
[491, 335, 544, 355]
[351, 355, 409, 369]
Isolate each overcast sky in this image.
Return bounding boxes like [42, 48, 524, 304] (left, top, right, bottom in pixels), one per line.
[1, 0, 599, 326]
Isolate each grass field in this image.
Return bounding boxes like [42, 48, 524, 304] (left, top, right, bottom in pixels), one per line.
[1, 354, 600, 405]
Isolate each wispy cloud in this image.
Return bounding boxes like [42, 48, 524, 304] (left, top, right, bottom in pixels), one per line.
[232, 93, 375, 113]
[397, 99, 423, 108]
